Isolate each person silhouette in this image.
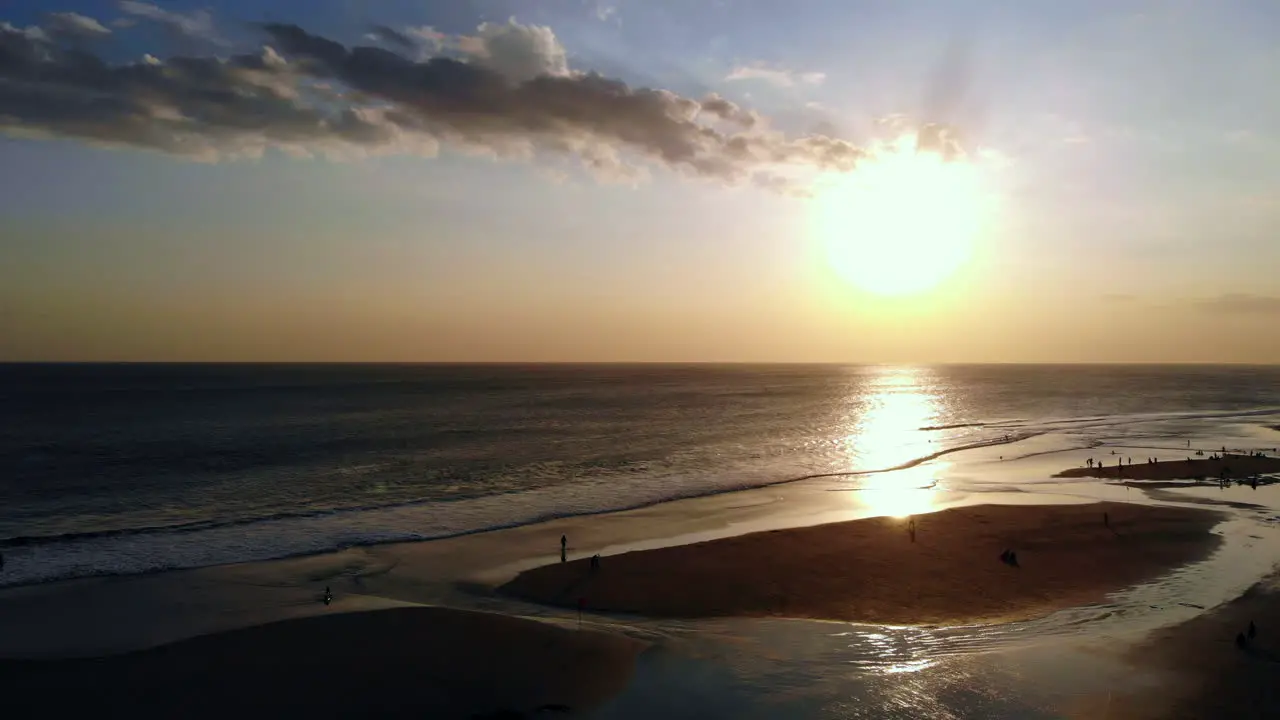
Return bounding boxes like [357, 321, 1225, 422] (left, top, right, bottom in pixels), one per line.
[560, 534, 567, 562]
[323, 586, 333, 606]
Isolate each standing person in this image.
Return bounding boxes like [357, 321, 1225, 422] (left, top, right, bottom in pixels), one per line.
[560, 534, 567, 563]
[908, 516, 917, 543]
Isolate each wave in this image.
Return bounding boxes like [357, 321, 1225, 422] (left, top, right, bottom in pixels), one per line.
[918, 422, 987, 431]
[0, 430, 1036, 553]
[0, 495, 449, 549]
[4, 406, 1277, 588]
[0, 430, 1038, 588]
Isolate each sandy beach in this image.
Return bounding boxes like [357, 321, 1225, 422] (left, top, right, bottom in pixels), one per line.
[501, 502, 1223, 625]
[1055, 453, 1280, 482]
[0, 606, 645, 719]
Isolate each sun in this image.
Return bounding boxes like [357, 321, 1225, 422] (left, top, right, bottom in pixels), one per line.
[811, 133, 992, 296]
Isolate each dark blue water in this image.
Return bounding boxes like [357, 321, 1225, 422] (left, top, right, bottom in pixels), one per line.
[2, 363, 1279, 586]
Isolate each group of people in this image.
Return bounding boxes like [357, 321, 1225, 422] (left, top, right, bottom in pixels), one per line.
[999, 548, 1019, 567]
[561, 535, 602, 573]
[1235, 620, 1258, 649]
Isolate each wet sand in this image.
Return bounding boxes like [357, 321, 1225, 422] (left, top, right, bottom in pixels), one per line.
[1070, 575, 1280, 720]
[501, 502, 1223, 625]
[1055, 453, 1280, 482]
[0, 606, 645, 719]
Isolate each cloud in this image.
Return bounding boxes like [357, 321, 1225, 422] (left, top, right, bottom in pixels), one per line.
[725, 63, 826, 88]
[456, 18, 570, 83]
[1193, 294, 1280, 316]
[118, 1, 220, 43]
[45, 12, 111, 38]
[595, 4, 620, 24]
[0, 13, 869, 188]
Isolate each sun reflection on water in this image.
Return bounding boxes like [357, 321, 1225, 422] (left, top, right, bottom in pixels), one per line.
[844, 367, 947, 518]
[859, 464, 946, 518]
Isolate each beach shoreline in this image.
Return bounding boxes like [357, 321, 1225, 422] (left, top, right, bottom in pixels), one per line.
[0, 478, 1270, 718]
[501, 501, 1224, 626]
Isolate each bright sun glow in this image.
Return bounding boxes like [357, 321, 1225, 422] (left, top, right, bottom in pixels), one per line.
[812, 133, 993, 296]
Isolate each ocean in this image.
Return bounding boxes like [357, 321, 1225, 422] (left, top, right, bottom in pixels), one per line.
[3, 363, 1279, 587]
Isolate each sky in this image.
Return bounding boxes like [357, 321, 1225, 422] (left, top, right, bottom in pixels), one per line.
[2, 0, 1280, 363]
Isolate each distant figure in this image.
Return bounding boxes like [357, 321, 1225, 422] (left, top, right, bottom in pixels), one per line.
[1187, 439, 1191, 448]
[590, 554, 600, 573]
[1008, 550, 1019, 567]
[908, 516, 917, 543]
[1236, 632, 1248, 649]
[1087, 458, 1093, 468]
[561, 534, 568, 563]
[0, 550, 5, 572]
[323, 586, 333, 606]
[1103, 512, 1110, 528]
[1248, 621, 1257, 640]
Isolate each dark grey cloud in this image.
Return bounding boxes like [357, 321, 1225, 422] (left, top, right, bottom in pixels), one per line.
[1193, 294, 1280, 316]
[0, 11, 869, 186]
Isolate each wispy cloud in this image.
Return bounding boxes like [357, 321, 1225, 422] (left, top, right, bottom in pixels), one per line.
[118, 1, 221, 43]
[45, 12, 111, 38]
[1193, 294, 1280, 316]
[725, 63, 826, 88]
[0, 12, 867, 189]
[595, 4, 619, 23]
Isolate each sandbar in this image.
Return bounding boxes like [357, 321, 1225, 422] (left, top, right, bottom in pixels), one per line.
[1055, 453, 1280, 482]
[0, 606, 645, 719]
[501, 502, 1222, 626]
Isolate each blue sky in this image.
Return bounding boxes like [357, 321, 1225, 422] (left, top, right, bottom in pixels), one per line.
[3, 0, 1280, 362]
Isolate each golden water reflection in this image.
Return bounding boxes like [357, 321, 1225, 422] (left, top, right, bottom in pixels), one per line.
[844, 367, 946, 518]
[859, 463, 946, 518]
